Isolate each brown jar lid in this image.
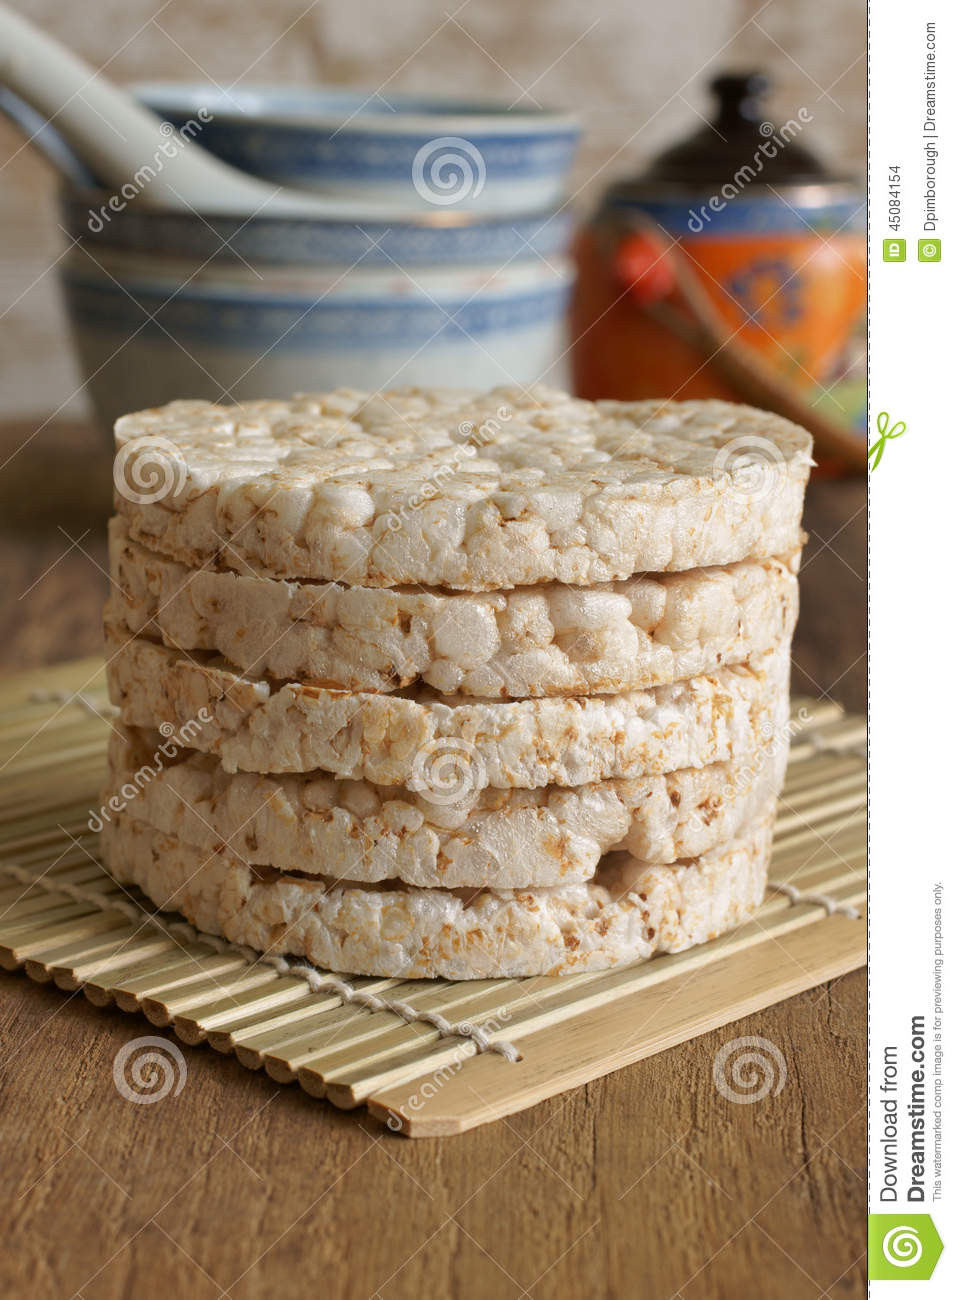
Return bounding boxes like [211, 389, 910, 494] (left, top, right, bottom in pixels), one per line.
[630, 71, 833, 190]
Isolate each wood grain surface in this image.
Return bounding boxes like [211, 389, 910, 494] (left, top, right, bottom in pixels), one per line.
[0, 419, 866, 1299]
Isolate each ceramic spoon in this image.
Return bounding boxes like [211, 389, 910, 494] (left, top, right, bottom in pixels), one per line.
[0, 87, 99, 185]
[0, 3, 371, 216]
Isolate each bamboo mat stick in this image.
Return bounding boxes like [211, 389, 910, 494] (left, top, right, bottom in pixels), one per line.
[368, 915, 866, 1136]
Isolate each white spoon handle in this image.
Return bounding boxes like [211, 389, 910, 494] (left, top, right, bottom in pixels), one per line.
[0, 2, 326, 214]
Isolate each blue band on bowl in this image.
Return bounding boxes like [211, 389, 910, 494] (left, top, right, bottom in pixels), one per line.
[61, 192, 573, 268]
[62, 274, 572, 350]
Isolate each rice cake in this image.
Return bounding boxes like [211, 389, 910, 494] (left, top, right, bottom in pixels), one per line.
[99, 805, 776, 979]
[107, 517, 799, 698]
[104, 722, 787, 887]
[113, 386, 812, 591]
[105, 628, 791, 788]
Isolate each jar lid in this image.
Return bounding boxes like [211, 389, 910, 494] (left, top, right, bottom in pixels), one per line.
[617, 71, 836, 194]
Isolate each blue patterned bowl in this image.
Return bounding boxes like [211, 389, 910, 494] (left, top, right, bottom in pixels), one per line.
[61, 187, 573, 268]
[57, 186, 574, 429]
[133, 83, 581, 213]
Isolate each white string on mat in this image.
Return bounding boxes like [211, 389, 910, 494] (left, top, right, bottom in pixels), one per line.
[0, 861, 521, 1062]
[767, 878, 861, 920]
[28, 688, 119, 722]
[802, 729, 867, 760]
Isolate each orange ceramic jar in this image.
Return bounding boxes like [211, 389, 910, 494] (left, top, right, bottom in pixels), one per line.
[570, 74, 866, 434]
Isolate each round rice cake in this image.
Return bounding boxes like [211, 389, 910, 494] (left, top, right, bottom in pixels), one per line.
[105, 628, 791, 788]
[107, 517, 800, 697]
[104, 721, 788, 887]
[113, 386, 812, 591]
[99, 805, 776, 979]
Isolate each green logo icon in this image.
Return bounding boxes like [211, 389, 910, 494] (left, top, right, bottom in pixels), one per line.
[883, 239, 907, 262]
[868, 411, 906, 471]
[868, 1214, 944, 1280]
[918, 238, 941, 262]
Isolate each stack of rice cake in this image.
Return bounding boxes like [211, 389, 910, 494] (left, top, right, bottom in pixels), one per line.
[101, 386, 812, 979]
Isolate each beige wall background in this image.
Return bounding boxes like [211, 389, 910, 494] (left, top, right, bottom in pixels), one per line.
[0, 0, 865, 419]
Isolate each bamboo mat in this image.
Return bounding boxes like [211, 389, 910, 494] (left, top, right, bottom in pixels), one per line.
[0, 658, 866, 1136]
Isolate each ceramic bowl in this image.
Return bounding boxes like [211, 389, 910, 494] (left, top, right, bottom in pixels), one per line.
[133, 83, 581, 213]
[63, 188, 573, 267]
[58, 187, 574, 429]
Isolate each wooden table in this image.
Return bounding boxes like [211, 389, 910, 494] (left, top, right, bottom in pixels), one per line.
[0, 420, 866, 1300]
